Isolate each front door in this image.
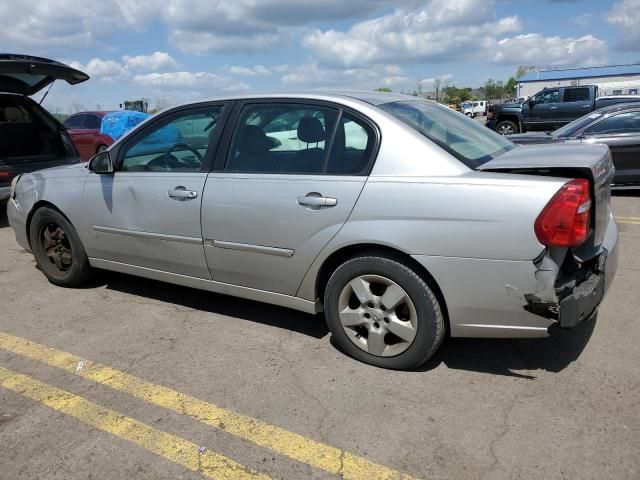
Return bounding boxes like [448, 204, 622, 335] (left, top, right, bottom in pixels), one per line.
[83, 103, 229, 278]
[524, 88, 560, 131]
[201, 101, 378, 295]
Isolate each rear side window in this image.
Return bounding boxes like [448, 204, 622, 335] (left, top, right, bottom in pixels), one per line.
[84, 114, 101, 129]
[583, 111, 640, 136]
[563, 88, 590, 102]
[380, 100, 513, 168]
[63, 114, 84, 129]
[225, 103, 375, 175]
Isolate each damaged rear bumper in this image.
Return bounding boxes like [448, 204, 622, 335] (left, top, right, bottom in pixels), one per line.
[526, 216, 618, 329]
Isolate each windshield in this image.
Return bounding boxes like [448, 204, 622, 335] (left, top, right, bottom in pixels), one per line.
[552, 112, 604, 138]
[379, 100, 514, 168]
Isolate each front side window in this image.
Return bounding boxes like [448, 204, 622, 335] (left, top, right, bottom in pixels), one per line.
[536, 89, 560, 104]
[379, 100, 513, 168]
[226, 103, 339, 174]
[583, 110, 640, 136]
[563, 88, 590, 102]
[120, 106, 223, 172]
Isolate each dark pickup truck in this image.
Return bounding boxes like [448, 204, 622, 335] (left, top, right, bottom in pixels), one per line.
[486, 85, 640, 134]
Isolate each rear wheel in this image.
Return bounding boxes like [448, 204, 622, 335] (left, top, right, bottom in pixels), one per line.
[29, 207, 94, 287]
[496, 120, 519, 135]
[324, 255, 445, 369]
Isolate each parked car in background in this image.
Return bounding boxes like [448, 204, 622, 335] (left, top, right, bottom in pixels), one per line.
[460, 100, 487, 117]
[508, 102, 640, 187]
[64, 110, 149, 161]
[487, 85, 640, 134]
[7, 92, 618, 369]
[0, 54, 88, 203]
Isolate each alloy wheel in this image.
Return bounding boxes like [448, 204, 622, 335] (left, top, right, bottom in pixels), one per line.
[337, 274, 418, 357]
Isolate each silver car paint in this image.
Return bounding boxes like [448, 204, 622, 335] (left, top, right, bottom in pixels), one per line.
[6, 91, 619, 338]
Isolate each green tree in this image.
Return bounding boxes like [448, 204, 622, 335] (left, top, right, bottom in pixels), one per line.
[504, 77, 517, 97]
[515, 65, 537, 79]
[374, 87, 392, 92]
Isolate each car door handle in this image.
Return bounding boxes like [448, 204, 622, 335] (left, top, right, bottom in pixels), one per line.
[550, 106, 558, 109]
[297, 193, 337, 209]
[168, 187, 198, 200]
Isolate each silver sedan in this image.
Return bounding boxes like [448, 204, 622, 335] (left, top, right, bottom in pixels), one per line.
[6, 92, 619, 369]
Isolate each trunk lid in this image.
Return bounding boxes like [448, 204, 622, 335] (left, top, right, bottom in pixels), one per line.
[0, 54, 89, 96]
[479, 143, 614, 251]
[507, 132, 557, 145]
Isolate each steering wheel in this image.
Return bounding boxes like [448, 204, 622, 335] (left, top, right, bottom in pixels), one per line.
[163, 143, 203, 170]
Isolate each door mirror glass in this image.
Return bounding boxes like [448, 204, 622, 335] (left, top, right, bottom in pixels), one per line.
[89, 151, 113, 174]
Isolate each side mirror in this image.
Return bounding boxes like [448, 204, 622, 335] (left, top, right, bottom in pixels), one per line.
[88, 151, 114, 174]
[528, 99, 536, 107]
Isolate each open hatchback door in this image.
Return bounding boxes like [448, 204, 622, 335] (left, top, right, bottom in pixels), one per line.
[0, 54, 89, 96]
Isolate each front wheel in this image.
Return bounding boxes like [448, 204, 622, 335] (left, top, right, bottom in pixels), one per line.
[29, 207, 94, 287]
[495, 120, 519, 135]
[324, 255, 445, 369]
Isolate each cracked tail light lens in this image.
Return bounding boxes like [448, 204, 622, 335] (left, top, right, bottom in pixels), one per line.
[535, 178, 591, 248]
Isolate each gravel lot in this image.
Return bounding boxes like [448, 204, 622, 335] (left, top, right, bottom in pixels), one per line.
[0, 193, 639, 480]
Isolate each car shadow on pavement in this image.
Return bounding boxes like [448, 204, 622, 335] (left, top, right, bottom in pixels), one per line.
[420, 317, 597, 378]
[102, 271, 329, 339]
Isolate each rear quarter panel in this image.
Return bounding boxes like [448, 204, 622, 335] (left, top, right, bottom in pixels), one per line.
[296, 171, 567, 301]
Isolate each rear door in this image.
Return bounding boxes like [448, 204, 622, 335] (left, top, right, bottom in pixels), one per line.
[83, 103, 230, 278]
[581, 108, 640, 185]
[557, 87, 593, 124]
[201, 100, 378, 295]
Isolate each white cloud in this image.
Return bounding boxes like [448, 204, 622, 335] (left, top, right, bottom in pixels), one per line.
[122, 52, 179, 71]
[491, 34, 608, 68]
[279, 63, 413, 91]
[303, 0, 522, 66]
[608, 0, 640, 51]
[68, 58, 129, 82]
[226, 65, 271, 76]
[133, 71, 249, 92]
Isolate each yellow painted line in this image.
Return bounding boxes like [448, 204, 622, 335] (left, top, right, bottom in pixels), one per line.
[0, 366, 268, 480]
[0, 331, 415, 480]
[615, 216, 640, 225]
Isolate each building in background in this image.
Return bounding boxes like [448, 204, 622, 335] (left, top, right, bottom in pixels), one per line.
[517, 64, 640, 99]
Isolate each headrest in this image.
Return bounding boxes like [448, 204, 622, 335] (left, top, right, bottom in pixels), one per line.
[297, 117, 325, 143]
[4, 106, 26, 122]
[236, 125, 273, 153]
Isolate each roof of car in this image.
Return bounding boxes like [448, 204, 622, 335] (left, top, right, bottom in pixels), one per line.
[594, 100, 640, 114]
[69, 111, 114, 117]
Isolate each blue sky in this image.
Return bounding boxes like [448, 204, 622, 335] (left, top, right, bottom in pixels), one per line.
[0, 0, 638, 113]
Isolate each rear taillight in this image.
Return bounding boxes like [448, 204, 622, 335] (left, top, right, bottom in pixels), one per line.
[0, 171, 12, 182]
[534, 178, 592, 247]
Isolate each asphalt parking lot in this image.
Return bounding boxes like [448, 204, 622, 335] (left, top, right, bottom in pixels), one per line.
[0, 194, 639, 480]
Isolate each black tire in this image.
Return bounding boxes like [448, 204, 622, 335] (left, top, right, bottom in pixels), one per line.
[29, 207, 94, 287]
[324, 255, 445, 370]
[495, 120, 519, 135]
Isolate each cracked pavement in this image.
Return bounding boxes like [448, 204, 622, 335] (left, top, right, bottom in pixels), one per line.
[0, 194, 639, 479]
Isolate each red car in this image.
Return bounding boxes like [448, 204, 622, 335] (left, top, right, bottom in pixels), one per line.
[63, 111, 114, 161]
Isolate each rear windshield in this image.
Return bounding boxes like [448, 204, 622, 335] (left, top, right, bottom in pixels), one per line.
[379, 100, 514, 168]
[552, 112, 604, 138]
